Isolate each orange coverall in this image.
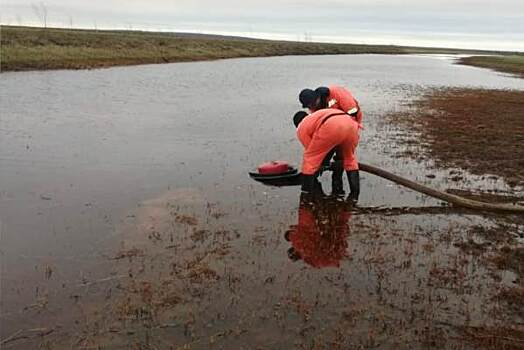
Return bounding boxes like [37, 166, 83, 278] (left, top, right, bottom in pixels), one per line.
[297, 108, 360, 175]
[318, 85, 363, 127]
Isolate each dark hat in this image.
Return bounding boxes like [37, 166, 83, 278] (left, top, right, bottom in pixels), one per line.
[299, 89, 318, 108]
[293, 111, 308, 128]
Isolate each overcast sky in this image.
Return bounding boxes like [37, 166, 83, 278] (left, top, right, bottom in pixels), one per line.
[1, 0, 523, 51]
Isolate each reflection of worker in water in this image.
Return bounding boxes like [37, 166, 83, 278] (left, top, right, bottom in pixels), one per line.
[299, 85, 363, 128]
[285, 191, 352, 268]
[293, 109, 360, 200]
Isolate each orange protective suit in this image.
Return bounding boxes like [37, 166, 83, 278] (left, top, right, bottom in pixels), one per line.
[297, 108, 359, 175]
[317, 85, 363, 127]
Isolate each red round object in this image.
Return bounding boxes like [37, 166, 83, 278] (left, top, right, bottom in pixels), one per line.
[257, 161, 290, 175]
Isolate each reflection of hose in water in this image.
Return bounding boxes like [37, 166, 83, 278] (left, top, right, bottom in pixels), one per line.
[359, 163, 524, 214]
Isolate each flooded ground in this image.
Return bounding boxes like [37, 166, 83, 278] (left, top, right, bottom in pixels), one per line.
[1, 54, 523, 349]
[387, 88, 524, 187]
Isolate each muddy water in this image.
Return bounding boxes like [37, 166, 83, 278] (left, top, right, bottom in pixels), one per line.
[1, 55, 523, 349]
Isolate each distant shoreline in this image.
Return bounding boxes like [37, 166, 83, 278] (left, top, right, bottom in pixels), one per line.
[457, 56, 524, 78]
[1, 25, 523, 76]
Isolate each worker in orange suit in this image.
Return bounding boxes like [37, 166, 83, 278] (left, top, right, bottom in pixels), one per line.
[293, 109, 360, 200]
[285, 191, 351, 268]
[299, 85, 363, 127]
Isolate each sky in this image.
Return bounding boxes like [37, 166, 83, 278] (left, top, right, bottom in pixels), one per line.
[1, 0, 523, 51]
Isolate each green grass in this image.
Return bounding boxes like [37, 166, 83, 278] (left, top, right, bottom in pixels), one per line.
[0, 25, 518, 72]
[458, 55, 524, 77]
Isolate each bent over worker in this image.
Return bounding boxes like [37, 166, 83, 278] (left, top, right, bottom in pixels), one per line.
[299, 85, 363, 127]
[293, 108, 360, 201]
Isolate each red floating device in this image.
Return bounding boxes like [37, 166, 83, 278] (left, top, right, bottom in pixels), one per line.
[257, 161, 290, 175]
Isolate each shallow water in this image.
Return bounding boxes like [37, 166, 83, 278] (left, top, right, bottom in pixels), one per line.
[1, 54, 523, 348]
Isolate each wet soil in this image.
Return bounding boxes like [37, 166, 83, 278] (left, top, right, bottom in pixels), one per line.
[388, 88, 524, 188]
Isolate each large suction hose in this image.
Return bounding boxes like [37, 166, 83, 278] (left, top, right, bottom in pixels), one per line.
[358, 163, 524, 214]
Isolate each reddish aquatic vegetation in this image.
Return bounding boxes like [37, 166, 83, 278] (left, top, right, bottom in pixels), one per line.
[190, 229, 211, 243]
[447, 189, 524, 204]
[457, 325, 524, 350]
[174, 213, 199, 226]
[113, 247, 144, 260]
[495, 285, 524, 318]
[454, 239, 491, 256]
[11, 188, 523, 349]
[489, 246, 524, 275]
[388, 88, 524, 188]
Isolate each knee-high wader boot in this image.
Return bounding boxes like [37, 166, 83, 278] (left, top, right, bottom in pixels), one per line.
[346, 170, 360, 201]
[301, 174, 316, 194]
[331, 163, 344, 196]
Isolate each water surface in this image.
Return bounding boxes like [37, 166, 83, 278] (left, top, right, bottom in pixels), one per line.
[1, 54, 523, 348]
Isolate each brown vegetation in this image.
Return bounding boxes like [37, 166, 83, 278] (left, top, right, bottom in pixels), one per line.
[389, 88, 524, 187]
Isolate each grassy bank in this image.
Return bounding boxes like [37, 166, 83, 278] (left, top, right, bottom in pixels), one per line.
[0, 25, 505, 72]
[458, 55, 524, 78]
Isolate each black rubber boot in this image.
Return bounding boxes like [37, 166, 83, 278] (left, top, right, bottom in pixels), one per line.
[312, 176, 325, 196]
[331, 162, 345, 196]
[301, 174, 317, 194]
[346, 170, 360, 202]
